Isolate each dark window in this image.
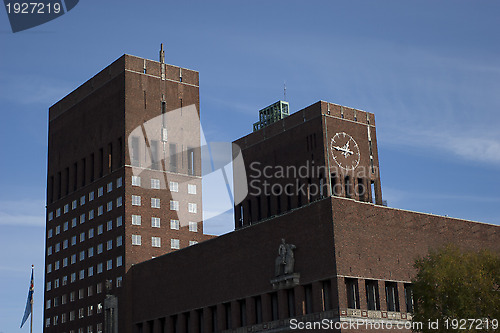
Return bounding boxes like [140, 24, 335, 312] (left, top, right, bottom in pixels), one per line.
[239, 299, 246, 326]
[73, 162, 77, 191]
[57, 171, 61, 199]
[172, 315, 178, 333]
[287, 289, 295, 317]
[90, 153, 95, 181]
[132, 137, 140, 167]
[276, 195, 281, 215]
[257, 196, 262, 220]
[65, 167, 69, 195]
[99, 148, 104, 177]
[188, 148, 195, 175]
[344, 176, 351, 198]
[304, 284, 313, 314]
[108, 142, 113, 172]
[346, 278, 360, 309]
[254, 296, 262, 324]
[271, 292, 279, 320]
[331, 173, 339, 196]
[150, 140, 159, 170]
[365, 280, 380, 310]
[224, 303, 231, 329]
[322, 280, 332, 311]
[81, 158, 86, 187]
[404, 284, 414, 313]
[211, 306, 217, 332]
[197, 309, 204, 333]
[185, 312, 190, 333]
[267, 195, 271, 217]
[385, 282, 400, 312]
[371, 181, 376, 203]
[247, 199, 252, 224]
[169, 143, 177, 172]
[357, 178, 365, 201]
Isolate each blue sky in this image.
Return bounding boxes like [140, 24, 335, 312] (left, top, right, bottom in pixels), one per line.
[1, 1, 499, 332]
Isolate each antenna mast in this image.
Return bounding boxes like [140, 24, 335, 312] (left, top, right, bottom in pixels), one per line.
[283, 81, 287, 101]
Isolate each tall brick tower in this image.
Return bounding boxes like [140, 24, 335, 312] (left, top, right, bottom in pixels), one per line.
[44, 48, 212, 333]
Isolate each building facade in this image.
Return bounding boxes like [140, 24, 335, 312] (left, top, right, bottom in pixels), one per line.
[44, 52, 213, 333]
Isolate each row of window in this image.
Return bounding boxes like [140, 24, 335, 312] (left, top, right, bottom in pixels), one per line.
[131, 176, 197, 194]
[137, 280, 333, 333]
[130, 195, 198, 213]
[48, 178, 123, 221]
[47, 217, 123, 256]
[131, 215, 198, 232]
[46, 257, 123, 292]
[345, 278, 413, 313]
[131, 235, 197, 249]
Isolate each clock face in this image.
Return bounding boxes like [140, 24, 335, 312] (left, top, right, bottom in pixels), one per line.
[330, 132, 360, 171]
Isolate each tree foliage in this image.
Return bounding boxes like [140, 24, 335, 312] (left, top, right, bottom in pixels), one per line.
[412, 245, 500, 332]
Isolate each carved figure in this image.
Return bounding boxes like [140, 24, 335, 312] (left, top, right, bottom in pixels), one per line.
[275, 239, 296, 276]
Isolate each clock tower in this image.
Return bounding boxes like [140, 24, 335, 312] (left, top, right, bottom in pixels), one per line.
[233, 100, 383, 229]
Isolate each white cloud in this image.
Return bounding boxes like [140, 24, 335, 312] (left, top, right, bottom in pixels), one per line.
[0, 74, 72, 105]
[0, 199, 45, 227]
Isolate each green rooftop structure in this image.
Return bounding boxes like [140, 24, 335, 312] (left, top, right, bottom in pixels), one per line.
[253, 100, 290, 132]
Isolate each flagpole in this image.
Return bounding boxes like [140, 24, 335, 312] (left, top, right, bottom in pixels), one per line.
[30, 265, 33, 333]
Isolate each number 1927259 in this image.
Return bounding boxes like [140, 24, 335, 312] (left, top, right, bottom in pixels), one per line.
[5, 2, 61, 14]
[444, 318, 498, 330]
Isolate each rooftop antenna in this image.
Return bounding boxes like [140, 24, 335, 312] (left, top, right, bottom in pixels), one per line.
[159, 43, 165, 64]
[283, 80, 287, 101]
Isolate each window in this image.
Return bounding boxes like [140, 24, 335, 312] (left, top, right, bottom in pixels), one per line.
[116, 256, 123, 267]
[189, 241, 198, 246]
[106, 201, 112, 212]
[79, 308, 85, 318]
[71, 236, 76, 245]
[151, 198, 160, 208]
[69, 311, 75, 321]
[132, 176, 141, 186]
[132, 234, 141, 245]
[47, 246, 52, 256]
[56, 208, 61, 217]
[97, 243, 103, 254]
[80, 213, 85, 224]
[55, 225, 61, 235]
[97, 283, 103, 293]
[80, 232, 85, 242]
[132, 195, 141, 206]
[116, 196, 122, 207]
[169, 181, 179, 192]
[132, 215, 141, 225]
[117, 177, 122, 188]
[48, 211, 53, 221]
[63, 239, 68, 249]
[188, 184, 197, 194]
[98, 206, 103, 216]
[107, 220, 113, 231]
[88, 228, 94, 239]
[107, 259, 113, 270]
[152, 237, 161, 248]
[80, 195, 85, 206]
[46, 281, 52, 291]
[188, 203, 197, 213]
[71, 217, 77, 227]
[70, 291, 75, 301]
[46, 299, 51, 309]
[404, 284, 414, 313]
[71, 254, 76, 264]
[366, 280, 380, 310]
[170, 200, 179, 211]
[188, 221, 197, 232]
[170, 219, 179, 230]
[72, 200, 77, 209]
[97, 263, 103, 274]
[88, 266, 94, 277]
[48, 229, 53, 238]
[79, 251, 85, 261]
[62, 294, 67, 304]
[116, 216, 122, 227]
[171, 239, 180, 249]
[63, 258, 68, 267]
[151, 217, 160, 228]
[107, 240, 113, 250]
[151, 178, 160, 189]
[116, 276, 123, 288]
[79, 270, 85, 280]
[346, 278, 360, 309]
[89, 191, 94, 201]
[64, 204, 69, 213]
[47, 264, 52, 273]
[98, 187, 103, 197]
[97, 224, 103, 235]
[55, 260, 60, 270]
[385, 282, 400, 312]
[63, 221, 68, 231]
[107, 182, 113, 193]
[116, 236, 122, 247]
[88, 247, 94, 258]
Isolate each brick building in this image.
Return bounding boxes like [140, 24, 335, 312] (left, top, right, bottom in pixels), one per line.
[44, 52, 500, 333]
[44, 50, 214, 333]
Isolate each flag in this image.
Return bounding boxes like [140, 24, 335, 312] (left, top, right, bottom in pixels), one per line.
[20, 266, 34, 328]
